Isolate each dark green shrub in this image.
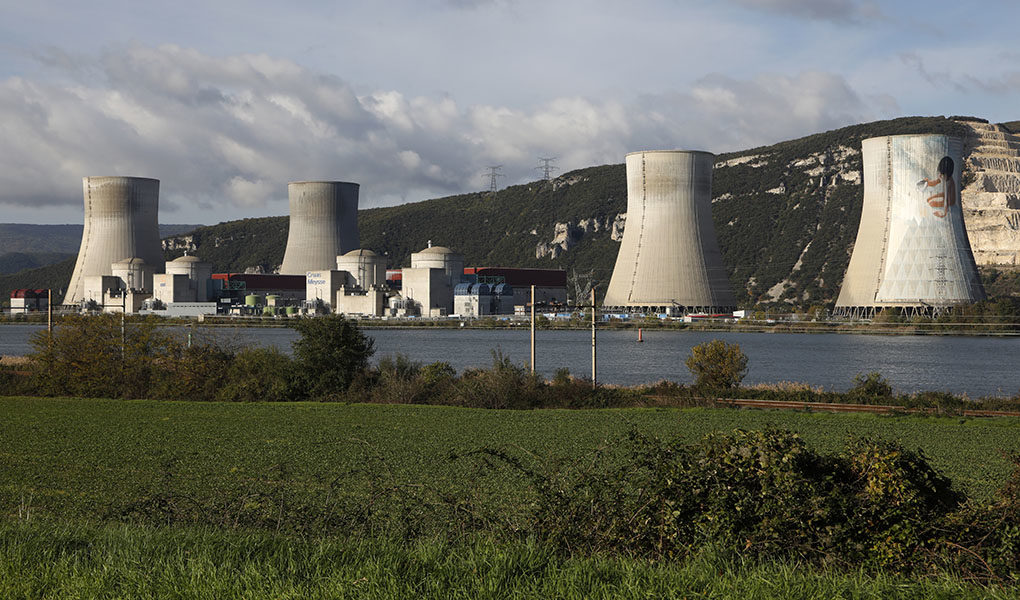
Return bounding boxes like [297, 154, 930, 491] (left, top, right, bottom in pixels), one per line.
[453, 350, 544, 409]
[291, 316, 375, 400]
[685, 339, 748, 390]
[217, 347, 298, 402]
[849, 372, 894, 401]
[476, 429, 965, 571]
[152, 340, 235, 402]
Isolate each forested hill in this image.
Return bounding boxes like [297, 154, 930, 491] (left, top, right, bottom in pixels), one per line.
[5, 116, 1007, 308]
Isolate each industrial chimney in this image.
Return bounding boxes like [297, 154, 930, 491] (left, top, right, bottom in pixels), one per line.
[279, 181, 360, 275]
[603, 151, 735, 314]
[835, 134, 985, 318]
[64, 176, 163, 305]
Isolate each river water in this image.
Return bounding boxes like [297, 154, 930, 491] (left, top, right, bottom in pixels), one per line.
[2, 324, 1017, 396]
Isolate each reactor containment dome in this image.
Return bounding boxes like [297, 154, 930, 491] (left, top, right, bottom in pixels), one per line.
[279, 181, 360, 275]
[834, 134, 985, 318]
[64, 176, 164, 305]
[603, 150, 735, 314]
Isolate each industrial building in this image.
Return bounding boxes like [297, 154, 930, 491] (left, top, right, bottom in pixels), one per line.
[64, 176, 165, 305]
[462, 267, 566, 307]
[279, 181, 360, 275]
[9, 289, 49, 314]
[603, 151, 736, 314]
[400, 246, 464, 317]
[834, 134, 986, 318]
[305, 248, 389, 316]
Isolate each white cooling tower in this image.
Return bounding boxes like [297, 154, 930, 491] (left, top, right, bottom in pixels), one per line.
[835, 134, 985, 317]
[64, 176, 164, 305]
[279, 181, 359, 275]
[603, 151, 735, 313]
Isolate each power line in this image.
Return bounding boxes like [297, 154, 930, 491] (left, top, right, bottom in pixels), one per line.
[535, 157, 558, 181]
[483, 165, 504, 196]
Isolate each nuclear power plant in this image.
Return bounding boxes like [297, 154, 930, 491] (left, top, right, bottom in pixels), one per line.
[834, 135, 986, 317]
[603, 150, 736, 314]
[64, 176, 164, 305]
[279, 181, 360, 275]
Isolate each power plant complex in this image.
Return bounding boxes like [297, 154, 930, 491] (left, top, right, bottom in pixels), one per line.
[40, 132, 993, 321]
[834, 135, 986, 317]
[603, 151, 736, 314]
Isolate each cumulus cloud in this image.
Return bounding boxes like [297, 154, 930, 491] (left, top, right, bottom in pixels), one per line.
[726, 0, 883, 23]
[0, 44, 875, 222]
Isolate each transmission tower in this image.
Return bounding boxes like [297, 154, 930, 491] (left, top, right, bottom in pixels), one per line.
[536, 157, 558, 181]
[483, 165, 504, 196]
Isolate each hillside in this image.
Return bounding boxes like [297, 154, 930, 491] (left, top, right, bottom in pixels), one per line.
[6, 116, 1019, 309]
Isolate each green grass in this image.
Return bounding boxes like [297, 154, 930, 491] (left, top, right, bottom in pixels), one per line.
[1, 520, 1014, 600]
[2, 397, 1019, 527]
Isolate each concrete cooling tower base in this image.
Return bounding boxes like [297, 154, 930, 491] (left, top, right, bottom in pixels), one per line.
[603, 150, 736, 315]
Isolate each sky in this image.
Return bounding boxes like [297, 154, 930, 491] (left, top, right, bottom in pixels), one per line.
[0, 0, 1018, 225]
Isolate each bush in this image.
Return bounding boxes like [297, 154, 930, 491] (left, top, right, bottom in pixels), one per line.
[479, 429, 966, 571]
[28, 314, 173, 398]
[685, 339, 748, 390]
[291, 316, 375, 400]
[217, 347, 298, 402]
[152, 340, 235, 402]
[850, 372, 894, 401]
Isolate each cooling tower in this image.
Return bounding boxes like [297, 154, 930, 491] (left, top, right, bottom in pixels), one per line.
[603, 151, 735, 313]
[64, 176, 164, 305]
[835, 134, 985, 317]
[279, 181, 359, 275]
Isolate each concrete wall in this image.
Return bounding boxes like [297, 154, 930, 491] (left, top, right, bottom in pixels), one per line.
[153, 273, 194, 304]
[306, 270, 350, 307]
[402, 267, 452, 316]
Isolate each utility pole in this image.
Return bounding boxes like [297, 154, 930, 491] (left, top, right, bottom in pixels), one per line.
[591, 287, 597, 389]
[530, 285, 536, 374]
[47, 289, 52, 349]
[536, 157, 558, 181]
[483, 166, 504, 196]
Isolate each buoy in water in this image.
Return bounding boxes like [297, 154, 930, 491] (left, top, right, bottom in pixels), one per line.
[637, 328, 643, 342]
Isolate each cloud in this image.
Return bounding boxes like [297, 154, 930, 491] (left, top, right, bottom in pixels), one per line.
[726, 0, 882, 23]
[0, 44, 876, 222]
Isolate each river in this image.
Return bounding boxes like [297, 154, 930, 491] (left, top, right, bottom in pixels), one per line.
[3, 324, 1017, 396]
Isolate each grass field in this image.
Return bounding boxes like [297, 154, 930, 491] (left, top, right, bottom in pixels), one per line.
[3, 398, 1020, 597]
[4, 520, 1017, 600]
[3, 397, 1020, 522]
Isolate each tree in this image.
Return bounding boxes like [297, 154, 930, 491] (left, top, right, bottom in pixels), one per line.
[685, 339, 748, 390]
[291, 315, 375, 399]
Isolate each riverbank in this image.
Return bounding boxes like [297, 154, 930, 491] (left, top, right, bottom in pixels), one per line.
[4, 312, 1020, 336]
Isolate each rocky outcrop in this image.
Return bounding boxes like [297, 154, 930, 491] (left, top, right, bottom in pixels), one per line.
[960, 122, 1020, 266]
[161, 235, 196, 252]
[535, 214, 621, 259]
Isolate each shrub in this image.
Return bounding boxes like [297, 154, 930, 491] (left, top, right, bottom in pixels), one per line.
[685, 339, 748, 390]
[452, 350, 545, 409]
[291, 316, 375, 400]
[217, 347, 298, 402]
[152, 340, 235, 402]
[28, 314, 173, 398]
[849, 372, 893, 401]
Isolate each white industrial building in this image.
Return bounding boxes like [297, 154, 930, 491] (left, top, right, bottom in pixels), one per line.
[835, 134, 986, 318]
[401, 245, 464, 317]
[603, 151, 736, 314]
[305, 248, 390, 316]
